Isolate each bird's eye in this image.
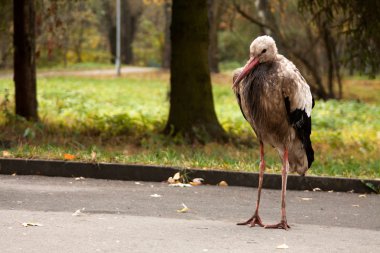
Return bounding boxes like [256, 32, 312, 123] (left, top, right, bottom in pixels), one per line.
[262, 49, 267, 54]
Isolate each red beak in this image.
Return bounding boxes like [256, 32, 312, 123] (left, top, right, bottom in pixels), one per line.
[233, 57, 260, 88]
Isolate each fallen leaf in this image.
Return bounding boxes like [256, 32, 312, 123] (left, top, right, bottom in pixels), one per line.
[11, 173, 16, 176]
[64, 153, 75, 160]
[190, 178, 204, 186]
[328, 190, 334, 193]
[22, 222, 43, 227]
[313, 187, 321, 192]
[2, 150, 11, 157]
[276, 243, 289, 249]
[352, 204, 360, 207]
[301, 197, 312, 201]
[72, 208, 85, 216]
[167, 177, 175, 184]
[75, 177, 85, 181]
[218, 181, 228, 186]
[135, 182, 142, 185]
[173, 172, 181, 181]
[150, 194, 162, 198]
[177, 203, 189, 213]
[358, 194, 366, 198]
[168, 183, 192, 187]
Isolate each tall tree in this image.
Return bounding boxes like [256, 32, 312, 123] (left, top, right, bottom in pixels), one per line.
[300, 0, 380, 77]
[121, 0, 142, 64]
[100, 0, 117, 63]
[13, 0, 38, 120]
[100, 0, 142, 65]
[0, 0, 12, 68]
[207, 0, 221, 73]
[164, 0, 225, 141]
[161, 0, 171, 69]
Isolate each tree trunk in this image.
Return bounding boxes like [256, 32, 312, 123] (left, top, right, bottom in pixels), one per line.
[108, 26, 116, 63]
[13, 0, 38, 121]
[121, 0, 141, 65]
[207, 0, 219, 73]
[162, 1, 171, 69]
[101, 0, 116, 63]
[164, 0, 225, 141]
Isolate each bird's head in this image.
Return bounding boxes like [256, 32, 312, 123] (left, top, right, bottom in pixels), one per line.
[233, 35, 278, 88]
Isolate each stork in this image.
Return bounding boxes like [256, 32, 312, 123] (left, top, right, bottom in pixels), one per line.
[232, 35, 314, 230]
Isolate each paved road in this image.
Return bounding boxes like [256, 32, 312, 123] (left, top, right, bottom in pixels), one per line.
[0, 66, 159, 79]
[0, 175, 379, 252]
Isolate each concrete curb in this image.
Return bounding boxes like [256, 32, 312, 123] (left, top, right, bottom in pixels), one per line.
[0, 158, 378, 193]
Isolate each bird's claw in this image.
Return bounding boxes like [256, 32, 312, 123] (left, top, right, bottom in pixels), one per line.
[264, 220, 290, 230]
[237, 214, 264, 227]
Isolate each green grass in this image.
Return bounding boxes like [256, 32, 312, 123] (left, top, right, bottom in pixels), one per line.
[0, 72, 379, 179]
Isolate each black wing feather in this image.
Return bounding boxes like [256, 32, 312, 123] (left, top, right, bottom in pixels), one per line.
[284, 97, 314, 168]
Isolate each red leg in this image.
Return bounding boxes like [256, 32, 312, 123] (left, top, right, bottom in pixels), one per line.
[237, 141, 265, 227]
[265, 148, 291, 230]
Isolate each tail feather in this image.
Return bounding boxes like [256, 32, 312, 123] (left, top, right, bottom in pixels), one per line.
[277, 135, 314, 176]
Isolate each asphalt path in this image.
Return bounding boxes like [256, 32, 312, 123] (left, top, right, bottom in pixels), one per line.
[0, 66, 159, 79]
[0, 175, 379, 252]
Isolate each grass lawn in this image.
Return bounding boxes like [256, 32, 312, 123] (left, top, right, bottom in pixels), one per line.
[0, 71, 379, 179]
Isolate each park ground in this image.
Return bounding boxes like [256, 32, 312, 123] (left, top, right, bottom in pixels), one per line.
[0, 174, 379, 252]
[0, 66, 379, 179]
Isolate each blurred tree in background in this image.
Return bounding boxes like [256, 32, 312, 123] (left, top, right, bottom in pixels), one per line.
[1, 0, 378, 98]
[0, 0, 13, 69]
[299, 0, 380, 78]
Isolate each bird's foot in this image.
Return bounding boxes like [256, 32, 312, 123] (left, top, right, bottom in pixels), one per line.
[237, 214, 264, 227]
[264, 220, 290, 230]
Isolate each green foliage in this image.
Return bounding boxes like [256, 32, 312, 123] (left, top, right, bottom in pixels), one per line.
[133, 16, 165, 67]
[0, 73, 379, 179]
[299, 0, 380, 76]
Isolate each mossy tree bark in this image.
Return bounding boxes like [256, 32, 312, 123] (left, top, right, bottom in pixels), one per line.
[13, 0, 38, 121]
[164, 0, 225, 141]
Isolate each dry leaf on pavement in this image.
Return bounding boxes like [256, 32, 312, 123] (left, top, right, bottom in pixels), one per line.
[168, 183, 192, 187]
[150, 194, 162, 198]
[276, 243, 289, 249]
[22, 222, 43, 227]
[177, 203, 189, 213]
[168, 172, 183, 184]
[167, 177, 175, 184]
[301, 197, 312, 201]
[218, 181, 228, 186]
[173, 172, 181, 181]
[72, 208, 86, 216]
[190, 178, 204, 186]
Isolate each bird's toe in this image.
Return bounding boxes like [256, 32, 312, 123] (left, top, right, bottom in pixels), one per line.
[265, 220, 290, 230]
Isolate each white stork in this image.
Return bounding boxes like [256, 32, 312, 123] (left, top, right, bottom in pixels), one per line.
[232, 35, 314, 230]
